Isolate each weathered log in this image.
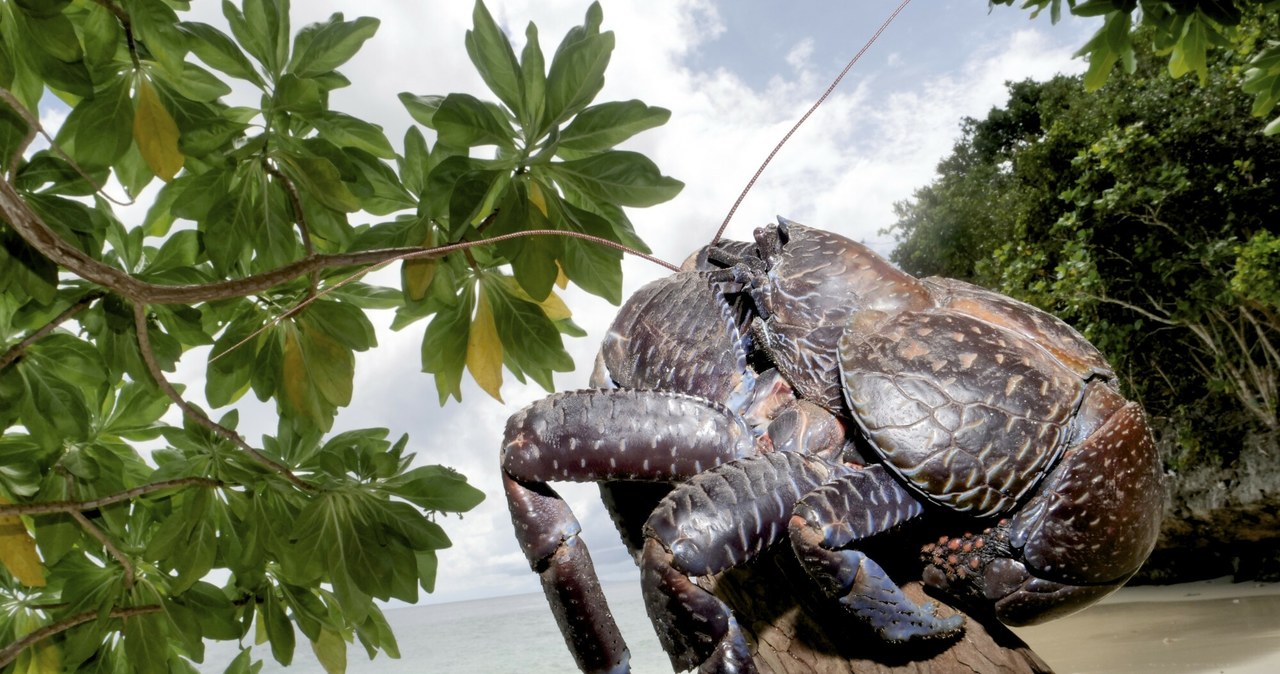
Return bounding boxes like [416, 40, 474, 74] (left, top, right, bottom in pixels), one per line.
[701, 546, 1053, 674]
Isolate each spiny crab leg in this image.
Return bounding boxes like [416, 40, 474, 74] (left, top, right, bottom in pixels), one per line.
[788, 464, 963, 641]
[501, 388, 756, 674]
[641, 452, 854, 674]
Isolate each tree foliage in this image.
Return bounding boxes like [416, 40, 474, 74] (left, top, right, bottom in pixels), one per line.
[889, 23, 1280, 464]
[991, 0, 1280, 134]
[0, 1, 678, 672]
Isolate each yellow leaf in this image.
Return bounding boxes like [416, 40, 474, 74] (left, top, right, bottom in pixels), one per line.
[133, 77, 184, 181]
[15, 641, 60, 674]
[466, 291, 503, 401]
[0, 497, 45, 587]
[555, 261, 568, 289]
[528, 180, 549, 217]
[500, 277, 571, 321]
[538, 289, 571, 321]
[403, 229, 438, 301]
[280, 325, 315, 421]
[310, 628, 347, 674]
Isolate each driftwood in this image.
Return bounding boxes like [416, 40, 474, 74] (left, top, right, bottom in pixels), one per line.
[700, 544, 1053, 674]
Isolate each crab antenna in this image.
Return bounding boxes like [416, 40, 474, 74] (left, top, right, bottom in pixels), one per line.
[710, 0, 914, 245]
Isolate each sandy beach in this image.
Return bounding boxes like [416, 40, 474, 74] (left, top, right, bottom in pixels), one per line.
[1012, 577, 1280, 674]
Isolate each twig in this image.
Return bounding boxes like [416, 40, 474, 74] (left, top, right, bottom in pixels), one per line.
[131, 302, 315, 491]
[0, 477, 222, 516]
[0, 291, 105, 370]
[264, 162, 319, 296]
[0, 90, 133, 207]
[0, 605, 162, 669]
[69, 509, 135, 588]
[90, 0, 140, 70]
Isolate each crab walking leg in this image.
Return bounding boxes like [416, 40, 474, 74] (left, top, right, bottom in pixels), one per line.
[502, 389, 757, 674]
[641, 452, 852, 674]
[788, 464, 964, 641]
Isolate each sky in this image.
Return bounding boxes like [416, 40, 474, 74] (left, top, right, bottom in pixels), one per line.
[41, 0, 1100, 608]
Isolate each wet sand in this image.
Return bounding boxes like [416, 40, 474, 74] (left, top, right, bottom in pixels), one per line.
[1011, 577, 1280, 673]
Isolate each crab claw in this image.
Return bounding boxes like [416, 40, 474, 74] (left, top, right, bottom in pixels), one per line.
[979, 559, 1124, 626]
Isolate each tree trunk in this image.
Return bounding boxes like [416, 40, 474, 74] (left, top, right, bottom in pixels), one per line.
[701, 547, 1053, 674]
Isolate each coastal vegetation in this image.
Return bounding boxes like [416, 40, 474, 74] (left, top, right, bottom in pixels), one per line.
[0, 1, 678, 671]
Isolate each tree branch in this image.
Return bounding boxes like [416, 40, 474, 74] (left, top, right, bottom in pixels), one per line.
[0, 477, 222, 516]
[0, 605, 162, 669]
[0, 291, 105, 371]
[131, 302, 315, 491]
[0, 177, 678, 306]
[69, 509, 135, 588]
[263, 162, 319, 297]
[89, 0, 140, 70]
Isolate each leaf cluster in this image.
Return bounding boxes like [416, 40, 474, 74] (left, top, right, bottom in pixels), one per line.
[991, 0, 1280, 133]
[395, 1, 682, 403]
[888, 34, 1280, 450]
[0, 0, 679, 672]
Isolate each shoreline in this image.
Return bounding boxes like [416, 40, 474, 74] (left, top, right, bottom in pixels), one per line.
[1011, 577, 1280, 674]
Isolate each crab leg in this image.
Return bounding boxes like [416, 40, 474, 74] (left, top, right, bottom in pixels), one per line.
[502, 388, 756, 674]
[641, 452, 852, 674]
[788, 464, 963, 641]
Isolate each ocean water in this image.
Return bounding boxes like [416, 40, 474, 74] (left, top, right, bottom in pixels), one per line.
[198, 578, 1280, 673]
[199, 583, 676, 673]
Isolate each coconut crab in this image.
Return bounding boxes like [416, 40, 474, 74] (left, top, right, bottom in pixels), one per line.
[500, 219, 1164, 674]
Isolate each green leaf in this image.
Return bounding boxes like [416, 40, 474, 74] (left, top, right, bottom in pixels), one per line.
[1168, 10, 1209, 84]
[559, 100, 670, 155]
[433, 93, 516, 149]
[123, 0, 185, 75]
[466, 1, 523, 117]
[146, 488, 219, 593]
[420, 286, 473, 404]
[279, 319, 353, 429]
[312, 111, 395, 158]
[179, 21, 266, 87]
[15, 360, 91, 449]
[288, 13, 379, 78]
[544, 150, 683, 208]
[520, 22, 547, 135]
[416, 549, 439, 593]
[57, 76, 133, 169]
[273, 73, 324, 116]
[399, 93, 443, 128]
[545, 27, 613, 127]
[225, 0, 291, 81]
[262, 588, 296, 666]
[385, 465, 485, 513]
[1078, 11, 1131, 91]
[207, 309, 266, 407]
[311, 628, 347, 674]
[123, 610, 169, 674]
[275, 151, 360, 213]
[449, 169, 506, 233]
[101, 380, 170, 439]
[400, 126, 429, 197]
[547, 194, 623, 304]
[157, 62, 235, 102]
[487, 180, 558, 299]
